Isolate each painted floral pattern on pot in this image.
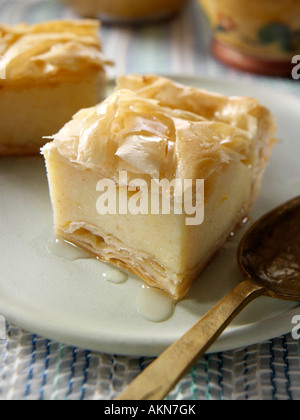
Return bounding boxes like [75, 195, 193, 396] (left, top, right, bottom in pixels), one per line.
[199, 0, 300, 61]
[258, 23, 300, 53]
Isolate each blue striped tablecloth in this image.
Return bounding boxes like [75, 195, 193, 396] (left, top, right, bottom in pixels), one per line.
[0, 0, 300, 401]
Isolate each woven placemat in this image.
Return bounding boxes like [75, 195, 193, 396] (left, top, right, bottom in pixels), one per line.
[1, 325, 299, 400]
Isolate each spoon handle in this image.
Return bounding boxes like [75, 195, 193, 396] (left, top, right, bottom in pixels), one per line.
[117, 280, 265, 401]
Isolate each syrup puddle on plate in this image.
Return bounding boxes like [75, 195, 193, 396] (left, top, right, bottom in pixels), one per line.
[100, 267, 128, 284]
[47, 237, 175, 322]
[135, 285, 175, 323]
[47, 238, 94, 261]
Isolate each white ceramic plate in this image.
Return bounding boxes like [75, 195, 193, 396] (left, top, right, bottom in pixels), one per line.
[0, 76, 299, 357]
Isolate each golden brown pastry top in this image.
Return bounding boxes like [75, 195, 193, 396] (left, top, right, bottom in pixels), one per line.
[0, 20, 112, 83]
[42, 75, 276, 183]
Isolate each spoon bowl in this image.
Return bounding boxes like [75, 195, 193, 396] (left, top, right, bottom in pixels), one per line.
[239, 196, 300, 300]
[117, 196, 300, 400]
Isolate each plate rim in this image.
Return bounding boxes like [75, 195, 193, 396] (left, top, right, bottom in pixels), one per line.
[0, 292, 299, 357]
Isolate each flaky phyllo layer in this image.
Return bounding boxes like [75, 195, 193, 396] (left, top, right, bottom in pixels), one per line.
[43, 75, 276, 184]
[0, 20, 112, 83]
[42, 75, 277, 299]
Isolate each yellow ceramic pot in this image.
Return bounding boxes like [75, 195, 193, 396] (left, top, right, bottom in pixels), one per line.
[199, 0, 300, 75]
[64, 0, 190, 24]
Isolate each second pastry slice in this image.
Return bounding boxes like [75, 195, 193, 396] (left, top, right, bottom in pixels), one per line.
[0, 19, 112, 155]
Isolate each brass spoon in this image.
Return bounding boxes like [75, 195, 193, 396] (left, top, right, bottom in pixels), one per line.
[117, 196, 300, 401]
